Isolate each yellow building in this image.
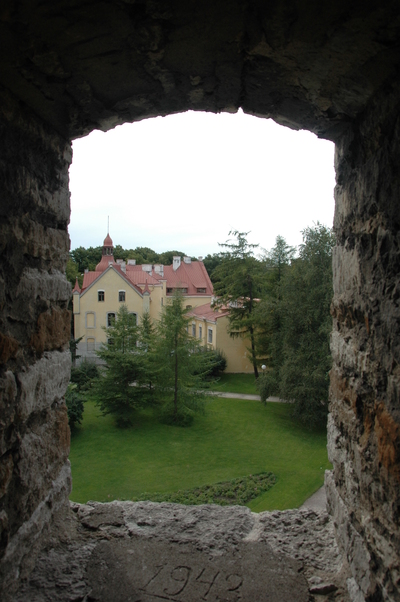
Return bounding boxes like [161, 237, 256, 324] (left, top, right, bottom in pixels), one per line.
[73, 233, 254, 373]
[72, 234, 214, 359]
[186, 303, 254, 373]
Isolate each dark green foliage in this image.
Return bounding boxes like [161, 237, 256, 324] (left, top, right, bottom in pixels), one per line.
[69, 336, 83, 366]
[153, 293, 215, 426]
[206, 348, 227, 376]
[66, 259, 83, 288]
[92, 305, 149, 427]
[66, 384, 84, 431]
[70, 246, 102, 272]
[69, 245, 192, 269]
[213, 231, 265, 378]
[257, 224, 334, 426]
[131, 472, 276, 506]
[202, 252, 225, 281]
[70, 360, 99, 392]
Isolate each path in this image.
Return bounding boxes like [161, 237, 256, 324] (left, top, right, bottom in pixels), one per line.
[210, 391, 286, 402]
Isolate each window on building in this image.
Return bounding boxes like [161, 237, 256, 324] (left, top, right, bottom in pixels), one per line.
[86, 312, 95, 328]
[119, 290, 125, 302]
[186, 305, 192, 309]
[107, 312, 116, 327]
[197, 288, 206, 293]
[98, 290, 105, 302]
[208, 328, 213, 344]
[167, 287, 173, 294]
[192, 323, 196, 337]
[128, 312, 137, 325]
[87, 338, 95, 352]
[199, 325, 202, 340]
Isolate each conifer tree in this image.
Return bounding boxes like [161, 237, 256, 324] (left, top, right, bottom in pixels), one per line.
[212, 231, 265, 378]
[153, 293, 214, 426]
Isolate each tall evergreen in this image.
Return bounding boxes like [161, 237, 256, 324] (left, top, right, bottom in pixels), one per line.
[212, 231, 265, 378]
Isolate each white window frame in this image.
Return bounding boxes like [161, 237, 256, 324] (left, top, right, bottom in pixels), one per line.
[208, 328, 213, 344]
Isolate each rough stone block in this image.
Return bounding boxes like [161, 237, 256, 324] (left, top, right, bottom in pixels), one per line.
[17, 350, 71, 421]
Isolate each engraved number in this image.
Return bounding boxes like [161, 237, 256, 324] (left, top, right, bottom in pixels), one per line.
[164, 565, 192, 596]
[195, 567, 220, 599]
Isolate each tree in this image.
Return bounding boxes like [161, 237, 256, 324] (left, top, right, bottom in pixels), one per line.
[91, 305, 149, 427]
[153, 293, 215, 426]
[255, 236, 296, 376]
[257, 224, 334, 426]
[212, 231, 265, 378]
[66, 258, 83, 288]
[137, 311, 157, 402]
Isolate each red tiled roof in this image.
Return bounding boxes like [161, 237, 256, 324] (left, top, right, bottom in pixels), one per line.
[103, 234, 113, 246]
[125, 265, 161, 286]
[95, 254, 116, 272]
[163, 261, 213, 295]
[187, 302, 229, 323]
[81, 265, 144, 296]
[72, 277, 81, 293]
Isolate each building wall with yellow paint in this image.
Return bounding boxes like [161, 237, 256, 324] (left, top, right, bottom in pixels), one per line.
[188, 311, 254, 373]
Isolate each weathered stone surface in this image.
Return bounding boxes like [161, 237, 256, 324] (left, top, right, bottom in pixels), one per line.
[17, 350, 70, 421]
[1, 2, 400, 600]
[13, 502, 349, 602]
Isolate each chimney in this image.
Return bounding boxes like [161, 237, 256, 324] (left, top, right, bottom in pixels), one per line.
[183, 256, 191, 264]
[127, 259, 136, 266]
[154, 264, 164, 277]
[173, 256, 181, 271]
[142, 264, 152, 275]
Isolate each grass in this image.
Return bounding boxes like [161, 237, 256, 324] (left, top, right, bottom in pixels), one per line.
[212, 373, 258, 395]
[69, 396, 330, 511]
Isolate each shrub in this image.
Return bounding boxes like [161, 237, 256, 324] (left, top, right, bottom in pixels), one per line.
[131, 472, 276, 506]
[70, 360, 99, 392]
[66, 384, 84, 430]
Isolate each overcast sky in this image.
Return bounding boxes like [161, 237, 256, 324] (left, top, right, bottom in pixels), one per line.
[69, 110, 336, 258]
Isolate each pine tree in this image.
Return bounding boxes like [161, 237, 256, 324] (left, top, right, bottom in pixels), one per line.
[212, 231, 265, 378]
[153, 293, 214, 426]
[91, 305, 147, 427]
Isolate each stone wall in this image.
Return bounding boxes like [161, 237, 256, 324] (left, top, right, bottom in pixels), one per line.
[0, 87, 72, 596]
[0, 2, 400, 600]
[328, 80, 400, 600]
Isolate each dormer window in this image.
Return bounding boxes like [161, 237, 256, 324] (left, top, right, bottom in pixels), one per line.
[197, 288, 206, 293]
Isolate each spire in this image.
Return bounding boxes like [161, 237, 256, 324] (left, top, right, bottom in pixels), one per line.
[72, 277, 81, 294]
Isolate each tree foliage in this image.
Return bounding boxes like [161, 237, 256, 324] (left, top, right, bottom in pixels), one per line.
[153, 294, 216, 426]
[91, 306, 150, 427]
[257, 223, 335, 427]
[212, 231, 265, 378]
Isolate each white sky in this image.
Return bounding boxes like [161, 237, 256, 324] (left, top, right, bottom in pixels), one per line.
[69, 110, 336, 258]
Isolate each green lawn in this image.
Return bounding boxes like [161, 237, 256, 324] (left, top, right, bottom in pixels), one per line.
[212, 373, 258, 395]
[69, 397, 330, 511]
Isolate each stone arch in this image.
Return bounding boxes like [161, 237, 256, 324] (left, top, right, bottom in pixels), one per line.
[0, 2, 399, 600]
